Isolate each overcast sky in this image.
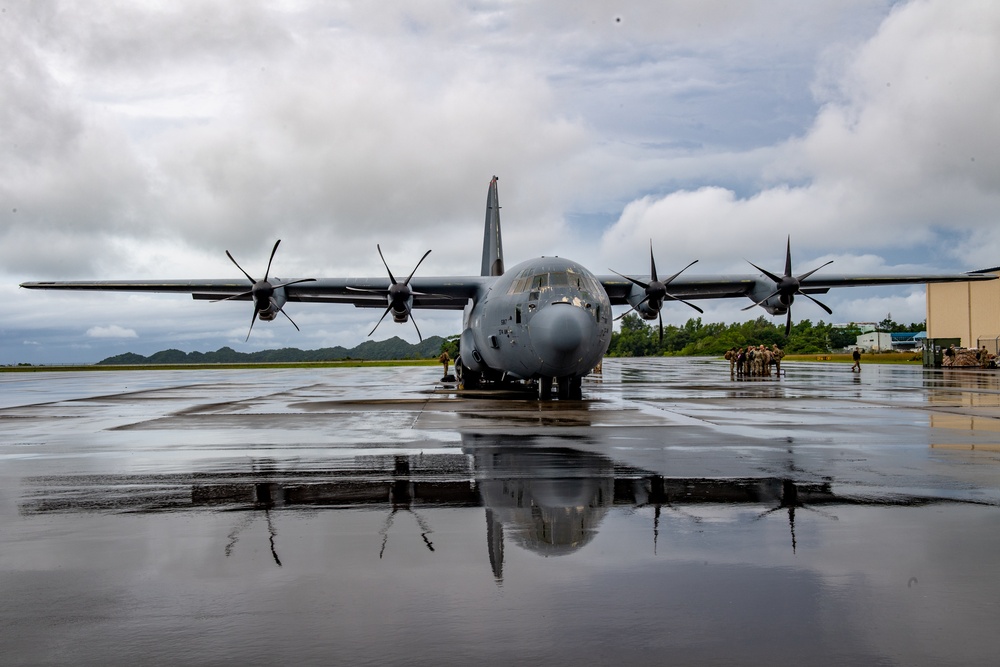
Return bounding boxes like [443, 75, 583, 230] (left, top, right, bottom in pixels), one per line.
[4, 0, 1000, 364]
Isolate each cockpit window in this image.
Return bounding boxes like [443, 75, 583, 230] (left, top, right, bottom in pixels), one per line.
[508, 267, 604, 298]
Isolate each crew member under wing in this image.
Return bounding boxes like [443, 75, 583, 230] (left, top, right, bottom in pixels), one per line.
[21, 176, 997, 399]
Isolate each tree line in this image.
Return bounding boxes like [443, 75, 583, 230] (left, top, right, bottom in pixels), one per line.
[607, 314, 925, 357]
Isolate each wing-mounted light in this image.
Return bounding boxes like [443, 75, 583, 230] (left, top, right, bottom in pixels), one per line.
[213, 240, 316, 341]
[742, 236, 833, 335]
[350, 245, 434, 341]
[610, 241, 702, 342]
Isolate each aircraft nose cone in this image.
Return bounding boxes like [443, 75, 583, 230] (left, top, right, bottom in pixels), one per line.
[529, 304, 597, 375]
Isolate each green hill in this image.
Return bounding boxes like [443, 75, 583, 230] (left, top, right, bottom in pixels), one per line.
[97, 336, 446, 365]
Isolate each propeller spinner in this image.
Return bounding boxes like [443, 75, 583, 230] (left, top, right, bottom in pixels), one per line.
[742, 236, 833, 335]
[611, 242, 702, 342]
[215, 239, 316, 341]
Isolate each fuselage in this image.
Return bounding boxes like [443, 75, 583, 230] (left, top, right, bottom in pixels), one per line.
[460, 257, 612, 381]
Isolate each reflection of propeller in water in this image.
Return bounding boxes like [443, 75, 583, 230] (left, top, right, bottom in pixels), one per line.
[224, 489, 282, 567]
[634, 476, 704, 555]
[742, 236, 833, 336]
[754, 479, 839, 554]
[611, 242, 702, 343]
[378, 506, 436, 559]
[215, 239, 317, 341]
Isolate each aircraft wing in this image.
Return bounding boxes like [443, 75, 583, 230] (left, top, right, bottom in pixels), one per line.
[598, 271, 997, 305]
[20, 277, 492, 311]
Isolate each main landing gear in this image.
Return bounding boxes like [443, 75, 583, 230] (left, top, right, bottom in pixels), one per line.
[538, 376, 582, 401]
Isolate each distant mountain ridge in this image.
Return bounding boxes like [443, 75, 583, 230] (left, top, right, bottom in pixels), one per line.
[97, 336, 446, 365]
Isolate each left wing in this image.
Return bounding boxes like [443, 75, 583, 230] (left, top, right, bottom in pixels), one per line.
[20, 277, 489, 310]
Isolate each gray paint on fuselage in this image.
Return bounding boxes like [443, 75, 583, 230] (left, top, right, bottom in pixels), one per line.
[462, 257, 612, 380]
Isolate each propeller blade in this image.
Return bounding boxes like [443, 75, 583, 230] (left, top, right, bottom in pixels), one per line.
[226, 250, 256, 284]
[278, 306, 302, 332]
[658, 310, 663, 344]
[609, 268, 650, 290]
[785, 309, 792, 337]
[741, 288, 781, 311]
[795, 260, 834, 283]
[799, 291, 833, 315]
[613, 294, 652, 321]
[649, 241, 658, 283]
[404, 250, 432, 286]
[263, 240, 281, 282]
[410, 313, 423, 341]
[666, 293, 704, 313]
[661, 259, 699, 286]
[377, 245, 398, 285]
[245, 310, 258, 342]
[784, 236, 793, 277]
[368, 305, 393, 337]
[212, 289, 254, 303]
[747, 260, 783, 285]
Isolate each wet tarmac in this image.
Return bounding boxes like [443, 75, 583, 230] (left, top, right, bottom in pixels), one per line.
[2, 358, 1000, 665]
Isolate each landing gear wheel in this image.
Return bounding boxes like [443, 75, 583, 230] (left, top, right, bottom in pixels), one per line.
[455, 356, 480, 390]
[539, 377, 553, 400]
[557, 376, 582, 400]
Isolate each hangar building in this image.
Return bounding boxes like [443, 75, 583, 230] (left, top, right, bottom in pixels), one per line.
[927, 271, 1000, 351]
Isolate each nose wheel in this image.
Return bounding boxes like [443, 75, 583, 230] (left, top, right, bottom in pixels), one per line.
[539, 376, 582, 400]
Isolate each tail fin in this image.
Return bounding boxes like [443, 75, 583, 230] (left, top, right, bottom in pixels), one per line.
[481, 176, 504, 276]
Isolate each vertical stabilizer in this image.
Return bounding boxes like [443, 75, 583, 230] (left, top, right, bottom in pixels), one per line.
[481, 176, 504, 276]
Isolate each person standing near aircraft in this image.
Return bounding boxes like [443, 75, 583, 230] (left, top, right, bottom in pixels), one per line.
[771, 344, 784, 376]
[852, 347, 861, 372]
[439, 351, 451, 379]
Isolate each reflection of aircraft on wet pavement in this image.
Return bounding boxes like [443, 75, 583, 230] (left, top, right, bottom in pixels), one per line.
[19, 438, 981, 579]
[21, 177, 996, 399]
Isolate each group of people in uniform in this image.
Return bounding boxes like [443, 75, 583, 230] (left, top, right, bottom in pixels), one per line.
[725, 344, 785, 378]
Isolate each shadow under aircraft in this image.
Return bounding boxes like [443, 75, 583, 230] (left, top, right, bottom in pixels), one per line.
[19, 434, 990, 582]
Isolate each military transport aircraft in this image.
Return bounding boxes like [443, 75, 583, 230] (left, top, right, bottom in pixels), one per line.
[20, 176, 997, 399]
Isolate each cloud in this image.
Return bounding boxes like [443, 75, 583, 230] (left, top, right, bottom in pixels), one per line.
[600, 0, 1000, 272]
[86, 325, 139, 339]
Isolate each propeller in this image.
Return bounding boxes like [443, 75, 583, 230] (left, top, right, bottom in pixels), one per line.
[610, 241, 703, 343]
[214, 239, 316, 341]
[742, 236, 833, 336]
[350, 245, 433, 341]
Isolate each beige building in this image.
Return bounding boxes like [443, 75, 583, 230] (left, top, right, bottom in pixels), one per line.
[926, 272, 1000, 349]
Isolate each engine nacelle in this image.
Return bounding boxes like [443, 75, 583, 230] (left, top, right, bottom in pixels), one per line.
[636, 300, 660, 320]
[256, 286, 289, 322]
[624, 283, 661, 320]
[746, 278, 790, 315]
[388, 287, 414, 324]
